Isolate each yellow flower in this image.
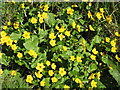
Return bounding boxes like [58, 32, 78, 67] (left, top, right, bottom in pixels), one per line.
[37, 13, 42, 18]
[76, 56, 82, 62]
[51, 63, 56, 70]
[11, 70, 17, 76]
[70, 56, 75, 61]
[43, 4, 49, 11]
[63, 46, 67, 51]
[33, 53, 38, 58]
[109, 66, 113, 70]
[0, 53, 2, 58]
[36, 63, 45, 72]
[96, 12, 102, 20]
[21, 3, 25, 8]
[89, 25, 94, 31]
[88, 73, 95, 79]
[7, 22, 11, 26]
[0, 69, 3, 75]
[58, 26, 66, 32]
[58, 58, 62, 62]
[115, 55, 120, 62]
[6, 38, 13, 46]
[105, 37, 110, 42]
[35, 71, 43, 78]
[59, 68, 66, 76]
[99, 8, 104, 13]
[67, 7, 74, 15]
[86, 29, 88, 31]
[28, 49, 35, 56]
[110, 40, 116, 47]
[72, 21, 76, 28]
[22, 31, 30, 39]
[42, 12, 48, 19]
[64, 85, 70, 89]
[14, 40, 17, 43]
[46, 60, 51, 66]
[1, 36, 10, 45]
[102, 41, 105, 43]
[92, 48, 98, 55]
[77, 25, 80, 32]
[40, 80, 45, 86]
[111, 46, 117, 52]
[26, 75, 33, 83]
[39, 17, 44, 23]
[88, 11, 92, 18]
[100, 52, 104, 56]
[96, 72, 101, 80]
[58, 34, 65, 41]
[115, 32, 120, 37]
[89, 2, 92, 6]
[55, 25, 59, 30]
[106, 15, 112, 24]
[72, 4, 78, 7]
[49, 33, 56, 39]
[50, 39, 56, 46]
[39, 5, 42, 9]
[90, 54, 96, 60]
[17, 52, 23, 58]
[31, 17, 37, 24]
[65, 30, 70, 37]
[13, 22, 19, 29]
[91, 80, 97, 88]
[48, 70, 54, 76]
[75, 78, 81, 83]
[3, 26, 8, 30]
[51, 77, 58, 83]
[1, 31, 7, 37]
[11, 44, 17, 51]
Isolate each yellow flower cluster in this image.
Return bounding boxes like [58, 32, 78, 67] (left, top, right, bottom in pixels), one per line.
[90, 48, 98, 60]
[28, 49, 37, 58]
[70, 56, 82, 62]
[110, 39, 117, 52]
[96, 9, 104, 20]
[38, 12, 48, 23]
[13, 22, 19, 29]
[1, 31, 18, 51]
[74, 78, 83, 88]
[49, 32, 56, 47]
[88, 72, 101, 80]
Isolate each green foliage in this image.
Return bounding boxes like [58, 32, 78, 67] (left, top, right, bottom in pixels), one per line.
[1, 1, 120, 89]
[0, 70, 30, 88]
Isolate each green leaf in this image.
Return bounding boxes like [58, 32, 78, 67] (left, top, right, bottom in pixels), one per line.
[109, 69, 120, 86]
[44, 13, 56, 27]
[89, 63, 97, 72]
[90, 35, 101, 49]
[10, 32, 21, 40]
[23, 35, 38, 50]
[44, 78, 50, 88]
[0, 56, 9, 66]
